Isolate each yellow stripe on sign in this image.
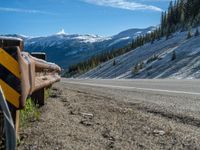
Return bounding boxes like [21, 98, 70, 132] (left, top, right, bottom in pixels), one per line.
[0, 48, 20, 78]
[0, 79, 20, 108]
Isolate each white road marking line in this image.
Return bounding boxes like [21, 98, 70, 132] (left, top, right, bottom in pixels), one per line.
[62, 81, 200, 96]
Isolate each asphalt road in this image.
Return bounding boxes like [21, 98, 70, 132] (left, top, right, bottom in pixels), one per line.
[62, 78, 200, 95]
[61, 78, 200, 123]
[19, 79, 200, 149]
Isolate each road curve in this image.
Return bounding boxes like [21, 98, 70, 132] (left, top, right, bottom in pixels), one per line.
[62, 78, 200, 96]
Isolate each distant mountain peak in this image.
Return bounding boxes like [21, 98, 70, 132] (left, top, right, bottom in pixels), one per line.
[56, 29, 66, 35]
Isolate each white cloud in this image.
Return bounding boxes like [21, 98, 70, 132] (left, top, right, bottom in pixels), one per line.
[139, 0, 172, 1]
[82, 0, 163, 12]
[0, 7, 56, 15]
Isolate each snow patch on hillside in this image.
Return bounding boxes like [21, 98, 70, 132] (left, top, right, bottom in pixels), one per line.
[80, 28, 200, 79]
[72, 35, 111, 43]
[108, 37, 130, 47]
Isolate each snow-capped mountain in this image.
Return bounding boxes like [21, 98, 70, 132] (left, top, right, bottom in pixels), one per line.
[3, 27, 154, 69]
[112, 27, 155, 39]
[80, 27, 200, 79]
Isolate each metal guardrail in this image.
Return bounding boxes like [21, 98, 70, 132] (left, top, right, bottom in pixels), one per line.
[0, 37, 61, 149]
[19, 51, 61, 107]
[0, 86, 16, 150]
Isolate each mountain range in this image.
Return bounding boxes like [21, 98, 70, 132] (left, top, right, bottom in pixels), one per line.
[3, 27, 155, 69]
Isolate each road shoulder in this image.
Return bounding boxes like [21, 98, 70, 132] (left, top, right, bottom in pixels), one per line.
[18, 82, 200, 150]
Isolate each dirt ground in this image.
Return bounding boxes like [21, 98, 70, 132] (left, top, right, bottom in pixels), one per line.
[18, 83, 200, 150]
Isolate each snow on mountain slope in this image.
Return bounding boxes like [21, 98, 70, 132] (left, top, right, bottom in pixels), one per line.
[2, 27, 154, 69]
[108, 37, 130, 47]
[112, 26, 156, 39]
[23, 33, 112, 69]
[80, 27, 200, 79]
[8, 27, 152, 69]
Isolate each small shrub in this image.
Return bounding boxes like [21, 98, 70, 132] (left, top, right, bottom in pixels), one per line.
[132, 61, 145, 75]
[171, 51, 176, 61]
[147, 55, 158, 64]
[45, 88, 50, 100]
[20, 98, 40, 128]
[139, 61, 144, 69]
[132, 63, 139, 74]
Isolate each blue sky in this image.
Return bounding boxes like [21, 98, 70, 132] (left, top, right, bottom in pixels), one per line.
[0, 0, 172, 36]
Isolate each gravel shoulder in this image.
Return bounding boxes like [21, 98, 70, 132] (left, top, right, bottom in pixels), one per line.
[18, 82, 200, 150]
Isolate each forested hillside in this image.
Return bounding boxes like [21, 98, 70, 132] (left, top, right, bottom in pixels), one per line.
[65, 0, 200, 77]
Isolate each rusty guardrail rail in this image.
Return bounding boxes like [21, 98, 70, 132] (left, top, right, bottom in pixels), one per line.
[0, 37, 61, 148]
[19, 51, 61, 106]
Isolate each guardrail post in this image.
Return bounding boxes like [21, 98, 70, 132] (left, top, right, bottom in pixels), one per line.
[30, 52, 46, 106]
[0, 38, 23, 142]
[31, 88, 45, 106]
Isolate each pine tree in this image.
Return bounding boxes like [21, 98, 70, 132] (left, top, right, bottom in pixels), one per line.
[166, 26, 171, 40]
[132, 64, 139, 74]
[161, 12, 165, 36]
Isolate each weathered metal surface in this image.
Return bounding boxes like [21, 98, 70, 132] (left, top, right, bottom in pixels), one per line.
[0, 37, 23, 51]
[19, 52, 61, 102]
[0, 37, 61, 145]
[0, 86, 16, 150]
[0, 47, 21, 109]
[31, 52, 46, 60]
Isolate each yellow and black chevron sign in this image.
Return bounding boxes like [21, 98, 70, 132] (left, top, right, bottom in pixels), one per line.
[0, 47, 21, 109]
